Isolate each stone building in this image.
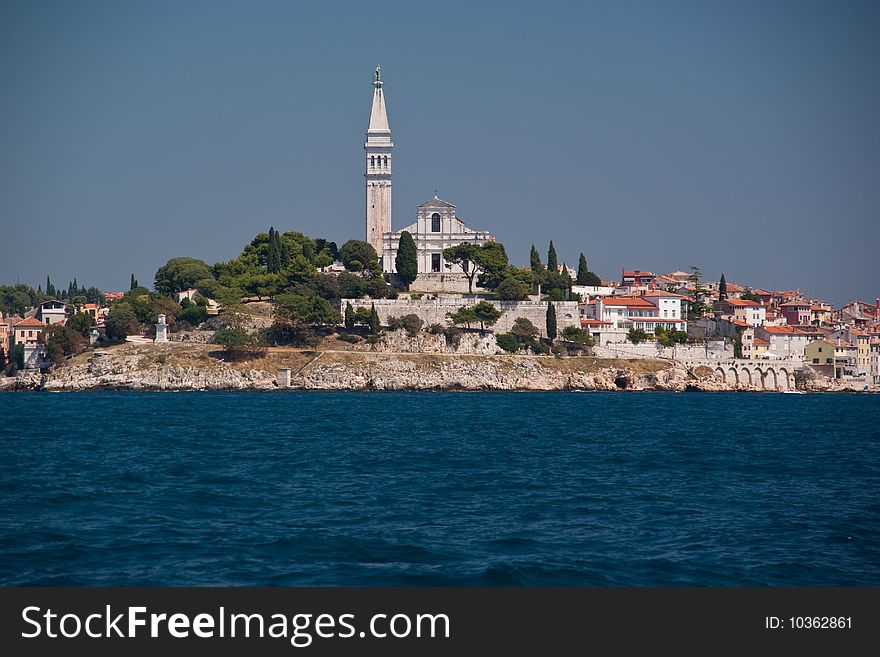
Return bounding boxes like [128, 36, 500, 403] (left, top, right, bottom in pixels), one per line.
[363, 67, 494, 291]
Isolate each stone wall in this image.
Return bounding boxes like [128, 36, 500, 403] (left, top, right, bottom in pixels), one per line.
[340, 298, 580, 337]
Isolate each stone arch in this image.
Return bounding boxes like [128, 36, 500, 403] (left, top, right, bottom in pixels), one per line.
[726, 367, 739, 386]
[766, 368, 778, 391]
[740, 367, 752, 386]
[778, 368, 790, 391]
[754, 368, 766, 390]
[714, 367, 725, 383]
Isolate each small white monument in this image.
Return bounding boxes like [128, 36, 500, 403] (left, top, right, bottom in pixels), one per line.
[155, 313, 168, 343]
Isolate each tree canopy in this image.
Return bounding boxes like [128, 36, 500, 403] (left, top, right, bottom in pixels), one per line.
[395, 231, 418, 290]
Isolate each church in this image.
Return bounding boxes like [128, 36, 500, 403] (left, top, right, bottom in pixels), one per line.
[363, 66, 495, 290]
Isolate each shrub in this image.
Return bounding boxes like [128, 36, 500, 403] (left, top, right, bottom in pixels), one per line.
[561, 325, 595, 346]
[496, 333, 519, 353]
[337, 332, 361, 344]
[400, 314, 423, 337]
[177, 304, 208, 326]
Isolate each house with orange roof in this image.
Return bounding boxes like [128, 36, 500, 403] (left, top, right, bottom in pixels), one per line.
[716, 298, 766, 327]
[756, 325, 811, 360]
[619, 269, 656, 291]
[779, 300, 810, 326]
[11, 316, 49, 369]
[593, 293, 687, 344]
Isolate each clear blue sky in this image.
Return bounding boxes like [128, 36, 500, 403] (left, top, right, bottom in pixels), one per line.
[1, 0, 878, 305]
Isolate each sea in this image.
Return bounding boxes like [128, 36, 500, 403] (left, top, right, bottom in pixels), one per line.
[0, 391, 878, 586]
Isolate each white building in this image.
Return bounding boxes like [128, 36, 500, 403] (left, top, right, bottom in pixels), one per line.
[35, 300, 67, 325]
[592, 292, 688, 343]
[381, 196, 494, 276]
[756, 325, 811, 361]
[363, 67, 494, 288]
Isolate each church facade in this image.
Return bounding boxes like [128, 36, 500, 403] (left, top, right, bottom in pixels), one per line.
[364, 67, 494, 285]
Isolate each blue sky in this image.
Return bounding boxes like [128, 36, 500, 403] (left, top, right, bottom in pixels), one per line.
[1, 0, 878, 304]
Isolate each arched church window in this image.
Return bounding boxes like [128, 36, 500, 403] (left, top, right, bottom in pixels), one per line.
[431, 213, 441, 232]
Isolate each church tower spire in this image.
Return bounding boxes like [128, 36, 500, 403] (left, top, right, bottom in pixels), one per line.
[365, 65, 392, 256]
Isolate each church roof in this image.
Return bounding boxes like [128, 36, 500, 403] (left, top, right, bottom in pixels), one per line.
[367, 80, 390, 133]
[417, 195, 456, 209]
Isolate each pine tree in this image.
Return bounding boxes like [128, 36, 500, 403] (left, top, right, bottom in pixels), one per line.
[719, 273, 728, 300]
[395, 231, 418, 290]
[546, 302, 557, 341]
[576, 253, 590, 285]
[530, 244, 543, 271]
[368, 303, 380, 335]
[547, 241, 558, 272]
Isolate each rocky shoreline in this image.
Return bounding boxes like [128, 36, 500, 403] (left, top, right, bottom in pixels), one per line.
[1, 341, 873, 393]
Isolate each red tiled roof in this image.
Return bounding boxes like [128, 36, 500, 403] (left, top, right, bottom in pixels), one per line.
[622, 270, 655, 278]
[13, 316, 45, 328]
[751, 288, 772, 295]
[762, 326, 808, 335]
[723, 299, 762, 307]
[780, 301, 809, 307]
[581, 319, 611, 326]
[754, 338, 770, 346]
[600, 297, 655, 308]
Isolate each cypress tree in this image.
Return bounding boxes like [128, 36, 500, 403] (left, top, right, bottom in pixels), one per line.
[547, 241, 558, 272]
[719, 273, 728, 300]
[368, 303, 380, 335]
[546, 302, 557, 340]
[530, 244, 543, 271]
[130, 273, 136, 290]
[267, 227, 277, 273]
[344, 302, 355, 330]
[395, 231, 418, 290]
[576, 253, 590, 285]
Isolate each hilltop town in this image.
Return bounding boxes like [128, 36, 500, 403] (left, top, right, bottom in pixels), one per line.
[2, 69, 877, 392]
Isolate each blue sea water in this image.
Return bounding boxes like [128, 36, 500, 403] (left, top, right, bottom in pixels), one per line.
[0, 391, 878, 586]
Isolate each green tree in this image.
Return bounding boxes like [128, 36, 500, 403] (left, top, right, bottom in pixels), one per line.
[66, 312, 96, 338]
[340, 240, 379, 275]
[546, 302, 557, 340]
[274, 293, 339, 326]
[496, 333, 519, 353]
[627, 328, 648, 344]
[547, 241, 558, 272]
[344, 302, 355, 330]
[472, 300, 501, 331]
[105, 306, 140, 341]
[447, 305, 479, 329]
[214, 328, 257, 356]
[154, 258, 214, 295]
[368, 303, 380, 334]
[561, 325, 595, 346]
[530, 244, 543, 272]
[494, 275, 530, 301]
[510, 317, 539, 342]
[42, 324, 86, 366]
[177, 304, 208, 326]
[395, 231, 418, 290]
[687, 266, 709, 319]
[443, 242, 508, 294]
[719, 273, 728, 301]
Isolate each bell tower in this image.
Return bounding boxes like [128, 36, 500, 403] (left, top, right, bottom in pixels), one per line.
[365, 65, 392, 255]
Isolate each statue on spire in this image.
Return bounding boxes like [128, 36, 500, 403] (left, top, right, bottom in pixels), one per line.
[375, 65, 381, 82]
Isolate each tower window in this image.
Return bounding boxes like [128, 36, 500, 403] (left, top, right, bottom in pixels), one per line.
[370, 156, 375, 168]
[431, 213, 441, 232]
[383, 155, 388, 168]
[432, 253, 441, 272]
